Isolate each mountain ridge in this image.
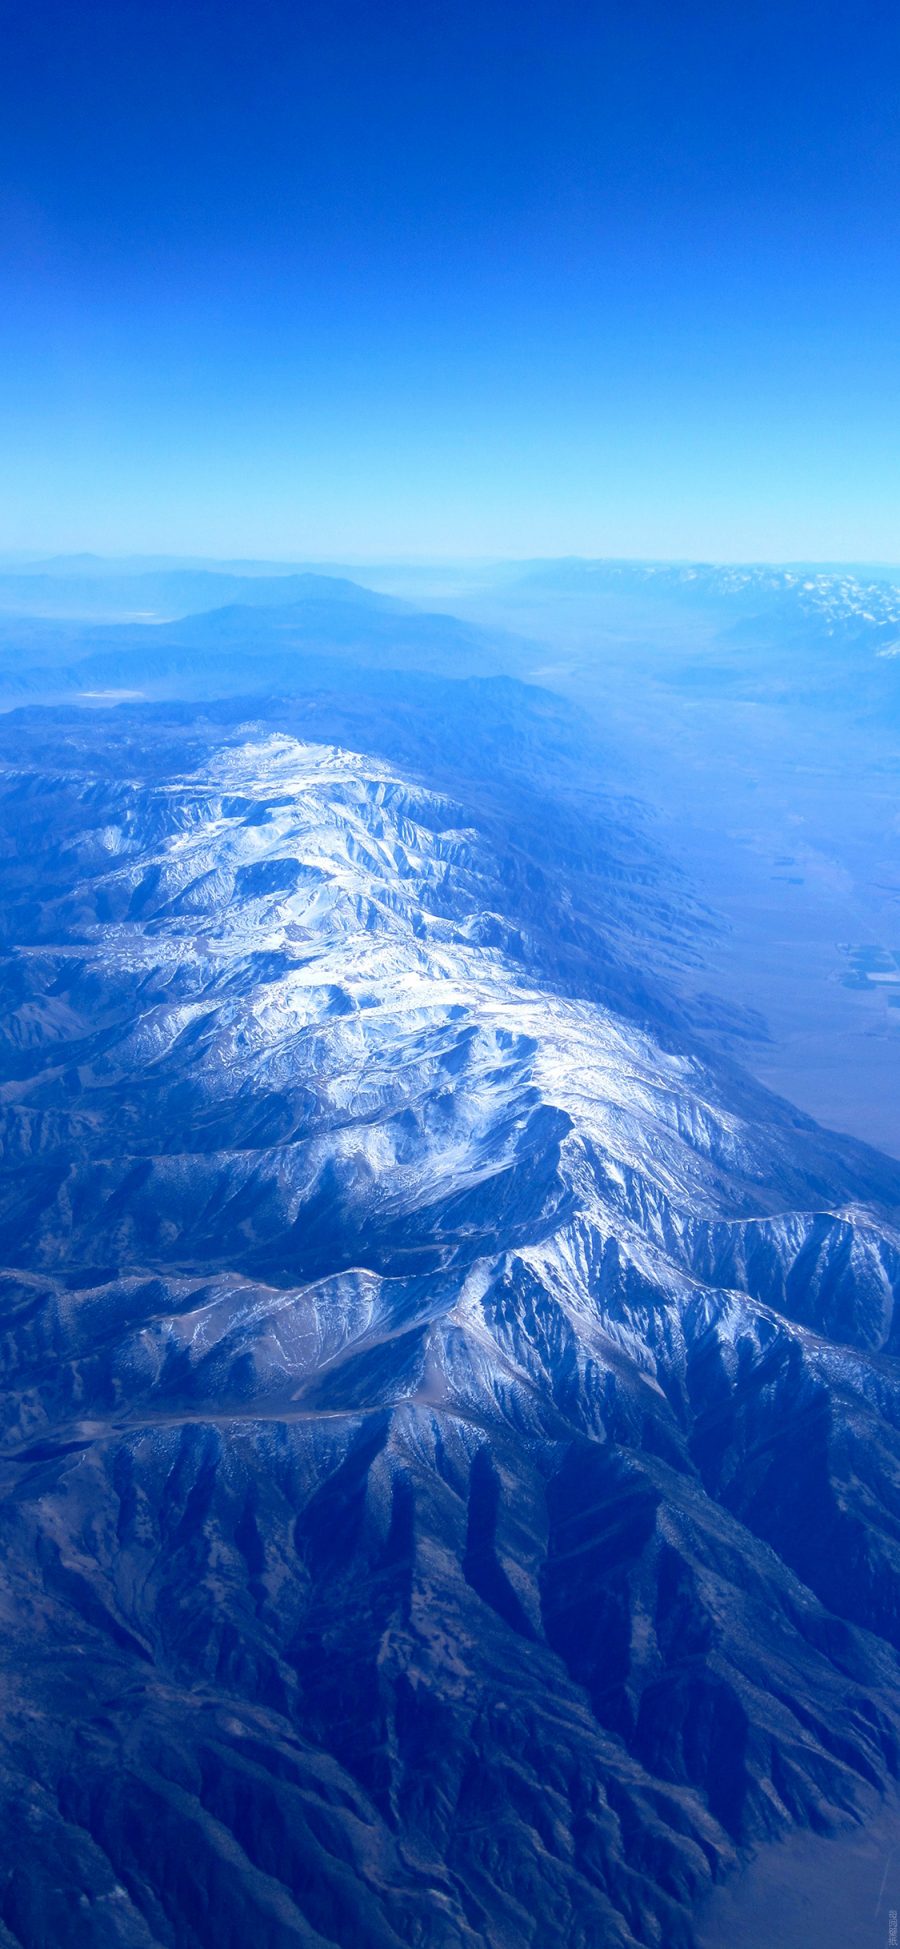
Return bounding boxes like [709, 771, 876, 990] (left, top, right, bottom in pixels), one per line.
[0, 699, 898, 1944]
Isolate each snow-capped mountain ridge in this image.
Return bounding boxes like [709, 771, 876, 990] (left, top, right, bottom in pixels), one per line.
[0, 712, 899, 1947]
[520, 556, 900, 648]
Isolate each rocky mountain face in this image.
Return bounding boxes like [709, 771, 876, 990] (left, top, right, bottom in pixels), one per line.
[0, 690, 898, 1947]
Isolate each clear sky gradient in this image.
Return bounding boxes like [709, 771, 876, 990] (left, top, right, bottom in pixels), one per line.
[3, 0, 900, 560]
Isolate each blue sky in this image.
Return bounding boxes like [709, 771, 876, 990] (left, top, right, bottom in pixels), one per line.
[2, 0, 900, 560]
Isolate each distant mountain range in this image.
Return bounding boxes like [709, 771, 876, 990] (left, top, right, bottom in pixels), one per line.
[512, 558, 900, 652]
[0, 566, 399, 622]
[2, 556, 900, 657]
[0, 561, 899, 724]
[0, 575, 531, 703]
